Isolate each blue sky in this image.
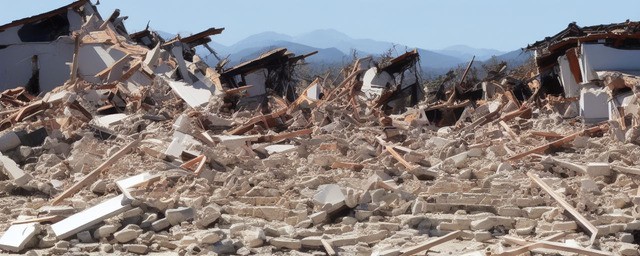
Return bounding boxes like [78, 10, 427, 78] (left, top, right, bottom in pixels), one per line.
[2, 0, 640, 51]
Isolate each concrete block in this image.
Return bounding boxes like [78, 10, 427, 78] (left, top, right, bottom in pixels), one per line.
[301, 236, 323, 248]
[331, 235, 359, 247]
[309, 211, 327, 225]
[470, 216, 515, 231]
[619, 243, 640, 256]
[151, 218, 171, 231]
[113, 224, 142, 243]
[0, 153, 32, 186]
[123, 244, 148, 254]
[0, 223, 40, 252]
[94, 224, 119, 239]
[270, 237, 301, 250]
[165, 207, 195, 226]
[359, 230, 388, 243]
[585, 162, 611, 176]
[313, 184, 345, 205]
[195, 205, 221, 228]
[552, 221, 578, 231]
[580, 86, 609, 123]
[77, 230, 93, 243]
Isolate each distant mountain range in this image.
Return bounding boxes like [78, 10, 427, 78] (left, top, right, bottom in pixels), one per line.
[161, 29, 532, 77]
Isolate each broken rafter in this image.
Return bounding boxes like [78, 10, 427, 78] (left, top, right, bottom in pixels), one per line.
[95, 54, 132, 79]
[320, 239, 336, 256]
[256, 128, 312, 143]
[69, 34, 81, 84]
[507, 125, 607, 161]
[386, 146, 417, 170]
[180, 27, 224, 45]
[228, 107, 288, 135]
[399, 230, 462, 256]
[527, 172, 599, 245]
[497, 240, 612, 256]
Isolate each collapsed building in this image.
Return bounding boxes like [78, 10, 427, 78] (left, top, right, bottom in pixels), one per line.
[360, 49, 423, 114]
[527, 21, 640, 124]
[218, 47, 317, 111]
[0, 1, 640, 255]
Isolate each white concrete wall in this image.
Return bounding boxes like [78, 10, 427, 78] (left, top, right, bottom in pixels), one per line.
[608, 91, 636, 121]
[579, 85, 609, 123]
[581, 44, 640, 82]
[243, 68, 267, 96]
[77, 44, 126, 83]
[0, 38, 74, 92]
[557, 55, 580, 97]
[361, 67, 393, 98]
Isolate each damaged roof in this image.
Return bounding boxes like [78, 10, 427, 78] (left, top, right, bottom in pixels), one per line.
[526, 20, 640, 71]
[0, 0, 95, 32]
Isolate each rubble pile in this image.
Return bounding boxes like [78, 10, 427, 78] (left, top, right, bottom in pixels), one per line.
[1, 1, 640, 255]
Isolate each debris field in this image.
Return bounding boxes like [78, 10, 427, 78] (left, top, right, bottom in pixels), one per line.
[0, 1, 640, 256]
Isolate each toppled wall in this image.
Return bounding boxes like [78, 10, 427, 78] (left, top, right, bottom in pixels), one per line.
[0, 0, 97, 94]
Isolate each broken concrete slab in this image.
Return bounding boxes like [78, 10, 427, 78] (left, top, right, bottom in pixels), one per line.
[0, 223, 40, 252]
[51, 172, 158, 240]
[313, 184, 346, 206]
[264, 144, 297, 155]
[167, 79, 211, 108]
[51, 195, 132, 240]
[0, 152, 32, 186]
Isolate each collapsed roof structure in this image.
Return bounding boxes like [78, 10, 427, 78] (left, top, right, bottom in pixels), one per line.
[0, 1, 639, 255]
[527, 21, 640, 124]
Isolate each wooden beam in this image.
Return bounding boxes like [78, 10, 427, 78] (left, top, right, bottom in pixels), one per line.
[95, 54, 132, 79]
[399, 230, 462, 256]
[256, 128, 312, 143]
[527, 172, 598, 245]
[99, 9, 120, 30]
[499, 120, 521, 143]
[530, 131, 564, 139]
[502, 232, 566, 246]
[499, 104, 531, 122]
[69, 34, 80, 84]
[180, 155, 205, 171]
[194, 155, 207, 176]
[12, 215, 64, 225]
[497, 240, 612, 256]
[228, 108, 287, 135]
[321, 239, 336, 256]
[386, 146, 416, 170]
[611, 165, 640, 176]
[51, 138, 141, 205]
[507, 125, 606, 161]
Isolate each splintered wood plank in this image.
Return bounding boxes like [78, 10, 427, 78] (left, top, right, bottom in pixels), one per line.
[497, 241, 612, 256]
[181, 155, 205, 171]
[385, 146, 416, 170]
[508, 125, 606, 161]
[499, 120, 521, 143]
[399, 230, 462, 256]
[527, 172, 598, 245]
[194, 155, 207, 176]
[530, 131, 564, 139]
[321, 239, 336, 256]
[12, 215, 64, 225]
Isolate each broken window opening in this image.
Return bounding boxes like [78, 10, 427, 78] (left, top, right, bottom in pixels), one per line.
[25, 55, 40, 95]
[17, 13, 70, 42]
